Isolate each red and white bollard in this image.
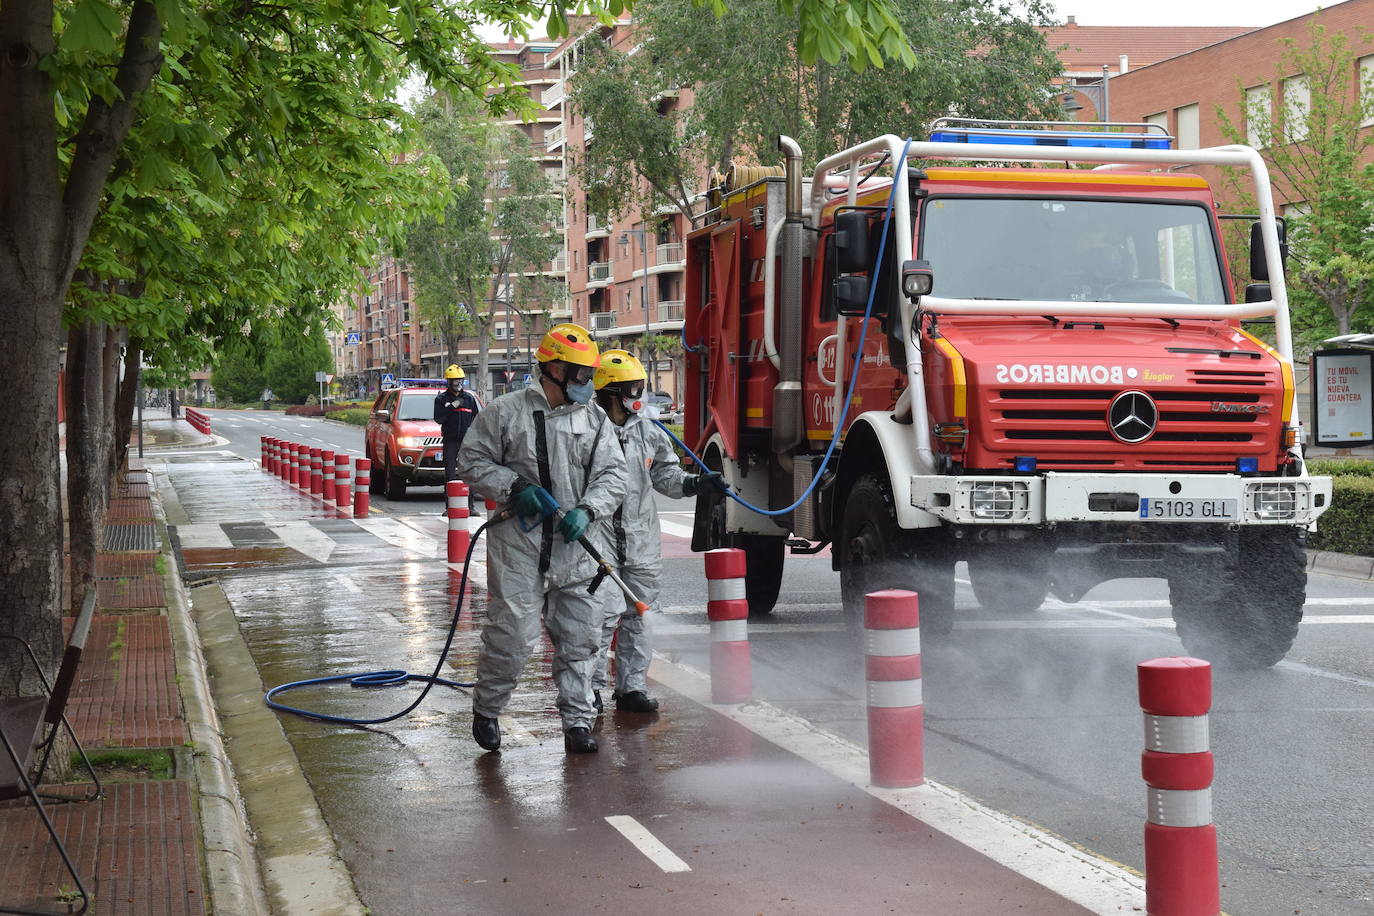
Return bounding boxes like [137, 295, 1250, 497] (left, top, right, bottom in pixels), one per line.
[296, 444, 309, 488]
[485, 498, 497, 513]
[865, 589, 924, 788]
[1139, 657, 1218, 916]
[271, 438, 283, 477]
[260, 436, 269, 469]
[309, 447, 323, 495]
[353, 458, 371, 518]
[264, 437, 276, 474]
[289, 443, 301, 486]
[446, 480, 471, 561]
[321, 449, 335, 502]
[704, 548, 751, 704]
[334, 453, 352, 510]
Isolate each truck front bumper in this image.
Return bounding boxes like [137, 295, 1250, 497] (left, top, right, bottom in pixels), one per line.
[909, 471, 1332, 527]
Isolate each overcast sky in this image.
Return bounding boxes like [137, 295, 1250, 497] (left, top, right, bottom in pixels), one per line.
[1050, 0, 1334, 27]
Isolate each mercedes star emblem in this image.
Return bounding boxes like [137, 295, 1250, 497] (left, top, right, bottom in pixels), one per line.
[1107, 390, 1158, 444]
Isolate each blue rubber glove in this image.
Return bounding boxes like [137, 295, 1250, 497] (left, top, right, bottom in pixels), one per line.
[557, 506, 593, 544]
[510, 481, 555, 520]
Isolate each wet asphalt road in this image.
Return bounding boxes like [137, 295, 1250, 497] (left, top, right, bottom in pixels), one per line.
[175, 409, 1374, 914]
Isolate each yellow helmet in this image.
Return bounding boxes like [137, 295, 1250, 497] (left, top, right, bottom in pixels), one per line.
[594, 349, 647, 390]
[535, 322, 600, 368]
[444, 364, 465, 379]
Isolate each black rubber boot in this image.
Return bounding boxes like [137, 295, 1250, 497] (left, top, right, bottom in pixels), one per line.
[472, 713, 501, 751]
[614, 691, 660, 714]
[593, 690, 603, 715]
[564, 727, 599, 754]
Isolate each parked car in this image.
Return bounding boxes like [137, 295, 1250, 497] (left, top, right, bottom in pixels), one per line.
[649, 391, 682, 423]
[364, 383, 450, 499]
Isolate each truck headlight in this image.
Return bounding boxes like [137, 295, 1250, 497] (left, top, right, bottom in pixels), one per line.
[969, 480, 1029, 520]
[396, 436, 422, 449]
[1246, 482, 1300, 520]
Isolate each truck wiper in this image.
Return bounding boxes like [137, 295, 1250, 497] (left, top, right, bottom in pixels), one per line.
[1158, 318, 1180, 329]
[1165, 347, 1263, 359]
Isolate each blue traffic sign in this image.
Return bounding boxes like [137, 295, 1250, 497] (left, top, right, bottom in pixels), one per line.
[345, 331, 362, 346]
[380, 373, 395, 387]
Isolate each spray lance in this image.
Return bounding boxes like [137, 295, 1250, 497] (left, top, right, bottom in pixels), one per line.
[509, 484, 650, 614]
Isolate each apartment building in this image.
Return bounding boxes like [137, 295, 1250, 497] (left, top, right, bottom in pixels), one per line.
[547, 19, 694, 399]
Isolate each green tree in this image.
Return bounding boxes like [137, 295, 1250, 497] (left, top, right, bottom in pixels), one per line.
[0, 0, 919, 693]
[1217, 23, 1374, 348]
[265, 324, 335, 404]
[211, 347, 267, 405]
[405, 98, 560, 400]
[572, 0, 1062, 220]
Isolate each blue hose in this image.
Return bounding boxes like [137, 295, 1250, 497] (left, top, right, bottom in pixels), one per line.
[658, 137, 913, 519]
[263, 516, 491, 726]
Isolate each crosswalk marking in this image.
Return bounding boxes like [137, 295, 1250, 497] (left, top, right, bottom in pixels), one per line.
[176, 524, 234, 549]
[267, 521, 337, 563]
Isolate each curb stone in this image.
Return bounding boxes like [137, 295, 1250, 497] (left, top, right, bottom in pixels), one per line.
[151, 465, 272, 916]
[1306, 549, 1374, 580]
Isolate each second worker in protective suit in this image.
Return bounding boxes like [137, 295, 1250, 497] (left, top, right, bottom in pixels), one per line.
[457, 324, 627, 754]
[591, 351, 725, 715]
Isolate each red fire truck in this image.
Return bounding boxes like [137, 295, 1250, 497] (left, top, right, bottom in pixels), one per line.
[682, 120, 1332, 668]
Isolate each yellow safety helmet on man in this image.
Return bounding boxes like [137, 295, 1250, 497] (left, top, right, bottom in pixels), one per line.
[444, 364, 465, 379]
[536, 323, 600, 368]
[593, 349, 646, 390]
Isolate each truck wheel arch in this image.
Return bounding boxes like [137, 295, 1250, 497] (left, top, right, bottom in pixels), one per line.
[831, 412, 941, 553]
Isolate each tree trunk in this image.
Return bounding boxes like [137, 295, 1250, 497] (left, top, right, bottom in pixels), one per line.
[477, 317, 492, 402]
[112, 336, 140, 476]
[65, 319, 114, 613]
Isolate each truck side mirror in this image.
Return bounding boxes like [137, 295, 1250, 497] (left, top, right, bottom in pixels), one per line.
[834, 211, 871, 274]
[1250, 220, 1288, 281]
[834, 275, 872, 317]
[1245, 282, 1271, 304]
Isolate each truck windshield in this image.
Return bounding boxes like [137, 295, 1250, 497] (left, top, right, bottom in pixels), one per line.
[920, 197, 1227, 305]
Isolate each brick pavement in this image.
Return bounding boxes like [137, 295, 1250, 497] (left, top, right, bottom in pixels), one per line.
[1, 459, 207, 915]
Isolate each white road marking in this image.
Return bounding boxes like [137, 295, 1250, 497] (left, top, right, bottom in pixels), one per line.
[338, 576, 363, 595]
[604, 815, 692, 873]
[649, 657, 1144, 913]
[374, 612, 402, 629]
[658, 518, 695, 539]
[266, 521, 337, 564]
[355, 517, 437, 557]
[175, 524, 233, 549]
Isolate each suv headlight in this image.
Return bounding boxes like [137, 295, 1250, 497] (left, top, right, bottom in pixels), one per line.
[396, 436, 422, 449]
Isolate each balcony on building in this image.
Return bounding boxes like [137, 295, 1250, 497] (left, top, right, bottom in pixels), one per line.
[542, 80, 565, 108]
[590, 311, 618, 334]
[544, 122, 566, 151]
[587, 260, 613, 288]
[657, 301, 684, 322]
[585, 213, 611, 240]
[550, 252, 568, 273]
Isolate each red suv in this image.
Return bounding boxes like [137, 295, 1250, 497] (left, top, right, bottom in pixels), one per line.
[365, 384, 450, 498]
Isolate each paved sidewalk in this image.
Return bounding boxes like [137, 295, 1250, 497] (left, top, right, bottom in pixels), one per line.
[1, 420, 214, 915]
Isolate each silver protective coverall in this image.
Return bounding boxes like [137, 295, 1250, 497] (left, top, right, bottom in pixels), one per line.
[593, 414, 691, 696]
[456, 387, 628, 730]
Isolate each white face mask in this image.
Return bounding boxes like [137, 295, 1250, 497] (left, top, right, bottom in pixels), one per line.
[622, 395, 645, 414]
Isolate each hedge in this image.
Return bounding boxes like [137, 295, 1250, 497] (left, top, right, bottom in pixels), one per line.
[330, 408, 370, 427]
[1310, 474, 1374, 557]
[1308, 458, 1374, 478]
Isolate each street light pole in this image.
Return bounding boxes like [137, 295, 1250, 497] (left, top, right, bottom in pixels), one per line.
[619, 228, 654, 389]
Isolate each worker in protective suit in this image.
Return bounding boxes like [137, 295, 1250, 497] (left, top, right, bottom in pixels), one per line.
[434, 364, 480, 482]
[456, 323, 628, 754]
[591, 350, 725, 714]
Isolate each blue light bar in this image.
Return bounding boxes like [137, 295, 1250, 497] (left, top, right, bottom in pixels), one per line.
[398, 378, 447, 388]
[1014, 456, 1038, 472]
[929, 128, 1171, 151]
[1236, 457, 1259, 474]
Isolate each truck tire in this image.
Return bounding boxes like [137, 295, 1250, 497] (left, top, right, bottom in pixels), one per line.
[968, 548, 1050, 614]
[1169, 528, 1305, 669]
[384, 452, 407, 500]
[839, 474, 955, 636]
[705, 490, 784, 618]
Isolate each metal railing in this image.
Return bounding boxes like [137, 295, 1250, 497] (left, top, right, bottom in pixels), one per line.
[542, 81, 565, 107]
[655, 242, 684, 265]
[588, 261, 613, 282]
[591, 311, 618, 332]
[544, 122, 565, 147]
[658, 301, 685, 322]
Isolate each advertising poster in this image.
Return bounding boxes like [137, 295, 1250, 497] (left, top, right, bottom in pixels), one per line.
[1312, 350, 1373, 446]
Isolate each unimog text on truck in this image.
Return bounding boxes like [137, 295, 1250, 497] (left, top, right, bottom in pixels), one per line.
[682, 121, 1332, 668]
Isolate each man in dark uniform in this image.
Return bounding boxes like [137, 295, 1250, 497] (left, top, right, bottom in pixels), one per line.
[434, 364, 480, 481]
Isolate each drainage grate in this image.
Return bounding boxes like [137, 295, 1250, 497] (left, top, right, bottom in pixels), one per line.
[104, 523, 158, 551]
